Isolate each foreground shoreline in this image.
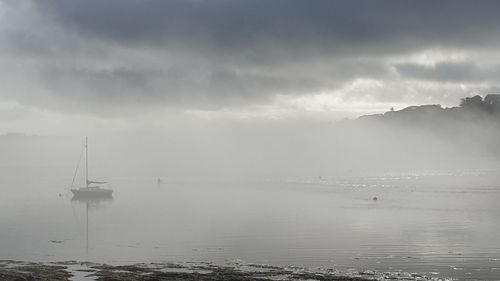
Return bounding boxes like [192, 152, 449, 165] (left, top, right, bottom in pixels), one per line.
[0, 260, 452, 281]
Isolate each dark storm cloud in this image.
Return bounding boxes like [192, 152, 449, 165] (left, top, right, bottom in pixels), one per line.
[38, 0, 500, 53]
[3, 0, 500, 113]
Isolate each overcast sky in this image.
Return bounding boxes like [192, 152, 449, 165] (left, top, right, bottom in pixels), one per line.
[1, 0, 500, 134]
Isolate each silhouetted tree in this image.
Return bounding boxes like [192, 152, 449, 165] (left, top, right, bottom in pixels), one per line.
[484, 94, 500, 106]
[460, 95, 483, 108]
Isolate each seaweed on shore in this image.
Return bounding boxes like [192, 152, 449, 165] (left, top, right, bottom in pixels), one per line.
[0, 262, 71, 281]
[88, 263, 372, 281]
[0, 260, 448, 281]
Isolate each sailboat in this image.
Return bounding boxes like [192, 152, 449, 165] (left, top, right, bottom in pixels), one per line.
[71, 137, 113, 198]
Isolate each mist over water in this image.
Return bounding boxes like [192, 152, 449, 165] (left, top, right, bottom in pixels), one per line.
[1, 117, 500, 280]
[2, 115, 497, 181]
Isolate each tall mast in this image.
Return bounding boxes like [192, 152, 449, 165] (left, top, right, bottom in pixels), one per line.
[85, 136, 89, 188]
[86, 201, 89, 257]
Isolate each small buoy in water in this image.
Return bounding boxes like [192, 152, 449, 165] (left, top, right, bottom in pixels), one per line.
[372, 196, 378, 201]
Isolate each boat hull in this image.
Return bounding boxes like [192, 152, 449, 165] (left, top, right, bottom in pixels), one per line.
[71, 188, 113, 198]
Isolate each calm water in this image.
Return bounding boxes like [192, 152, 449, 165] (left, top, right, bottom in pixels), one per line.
[1, 168, 500, 280]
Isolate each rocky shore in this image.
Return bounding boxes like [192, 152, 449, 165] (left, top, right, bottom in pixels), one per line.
[0, 260, 449, 281]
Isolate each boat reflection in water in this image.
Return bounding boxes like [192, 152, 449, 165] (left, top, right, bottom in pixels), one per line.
[71, 194, 113, 203]
[71, 195, 113, 257]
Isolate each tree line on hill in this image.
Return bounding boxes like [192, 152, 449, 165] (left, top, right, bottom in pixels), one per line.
[359, 94, 500, 123]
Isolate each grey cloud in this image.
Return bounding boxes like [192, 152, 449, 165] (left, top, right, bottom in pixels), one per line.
[3, 0, 500, 114]
[41, 66, 158, 101]
[395, 61, 500, 83]
[37, 62, 340, 111]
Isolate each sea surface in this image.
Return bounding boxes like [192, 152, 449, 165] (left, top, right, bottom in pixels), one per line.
[1, 168, 500, 280]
